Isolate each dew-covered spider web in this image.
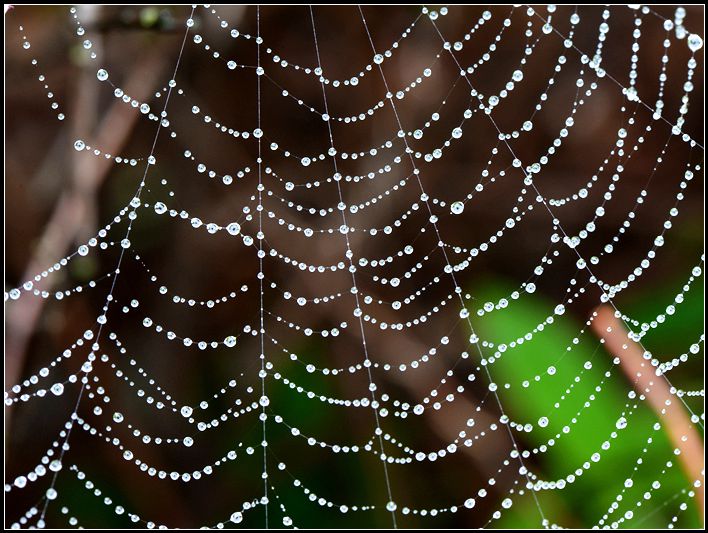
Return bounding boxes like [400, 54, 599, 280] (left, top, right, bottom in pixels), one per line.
[4, 4, 705, 529]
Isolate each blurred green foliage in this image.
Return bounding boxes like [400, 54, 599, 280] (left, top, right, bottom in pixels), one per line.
[471, 276, 702, 529]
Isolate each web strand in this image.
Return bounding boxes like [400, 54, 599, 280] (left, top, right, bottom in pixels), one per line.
[4, 6, 704, 529]
[256, 4, 270, 528]
[35, 5, 196, 525]
[308, 5, 399, 528]
[357, 5, 549, 526]
[425, 10, 704, 431]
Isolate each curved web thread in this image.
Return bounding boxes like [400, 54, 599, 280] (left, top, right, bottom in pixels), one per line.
[308, 6, 398, 527]
[12, 6, 197, 527]
[4, 5, 705, 529]
[356, 4, 547, 524]
[425, 9, 704, 429]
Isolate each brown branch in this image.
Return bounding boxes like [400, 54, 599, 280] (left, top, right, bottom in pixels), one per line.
[5, 46, 169, 412]
[591, 304, 704, 524]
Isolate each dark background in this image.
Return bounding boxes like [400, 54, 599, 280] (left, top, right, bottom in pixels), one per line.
[5, 5, 704, 529]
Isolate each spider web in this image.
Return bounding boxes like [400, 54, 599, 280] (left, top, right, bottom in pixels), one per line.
[4, 5, 705, 529]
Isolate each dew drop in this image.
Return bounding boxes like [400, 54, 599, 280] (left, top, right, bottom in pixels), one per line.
[451, 201, 464, 215]
[687, 34, 703, 52]
[224, 336, 237, 347]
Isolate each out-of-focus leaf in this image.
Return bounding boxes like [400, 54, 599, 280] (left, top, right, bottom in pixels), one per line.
[468, 278, 700, 528]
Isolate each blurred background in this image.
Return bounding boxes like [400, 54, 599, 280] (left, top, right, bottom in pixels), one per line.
[5, 5, 704, 529]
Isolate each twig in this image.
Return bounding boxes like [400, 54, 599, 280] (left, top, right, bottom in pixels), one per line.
[591, 304, 704, 524]
[5, 47, 169, 417]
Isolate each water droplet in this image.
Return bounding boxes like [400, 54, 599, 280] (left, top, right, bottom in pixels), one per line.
[688, 34, 703, 52]
[96, 69, 109, 82]
[226, 222, 241, 236]
[451, 201, 464, 215]
[51, 383, 64, 396]
[78, 245, 89, 256]
[113, 412, 124, 423]
[74, 140, 85, 151]
[301, 157, 311, 167]
[224, 336, 237, 347]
